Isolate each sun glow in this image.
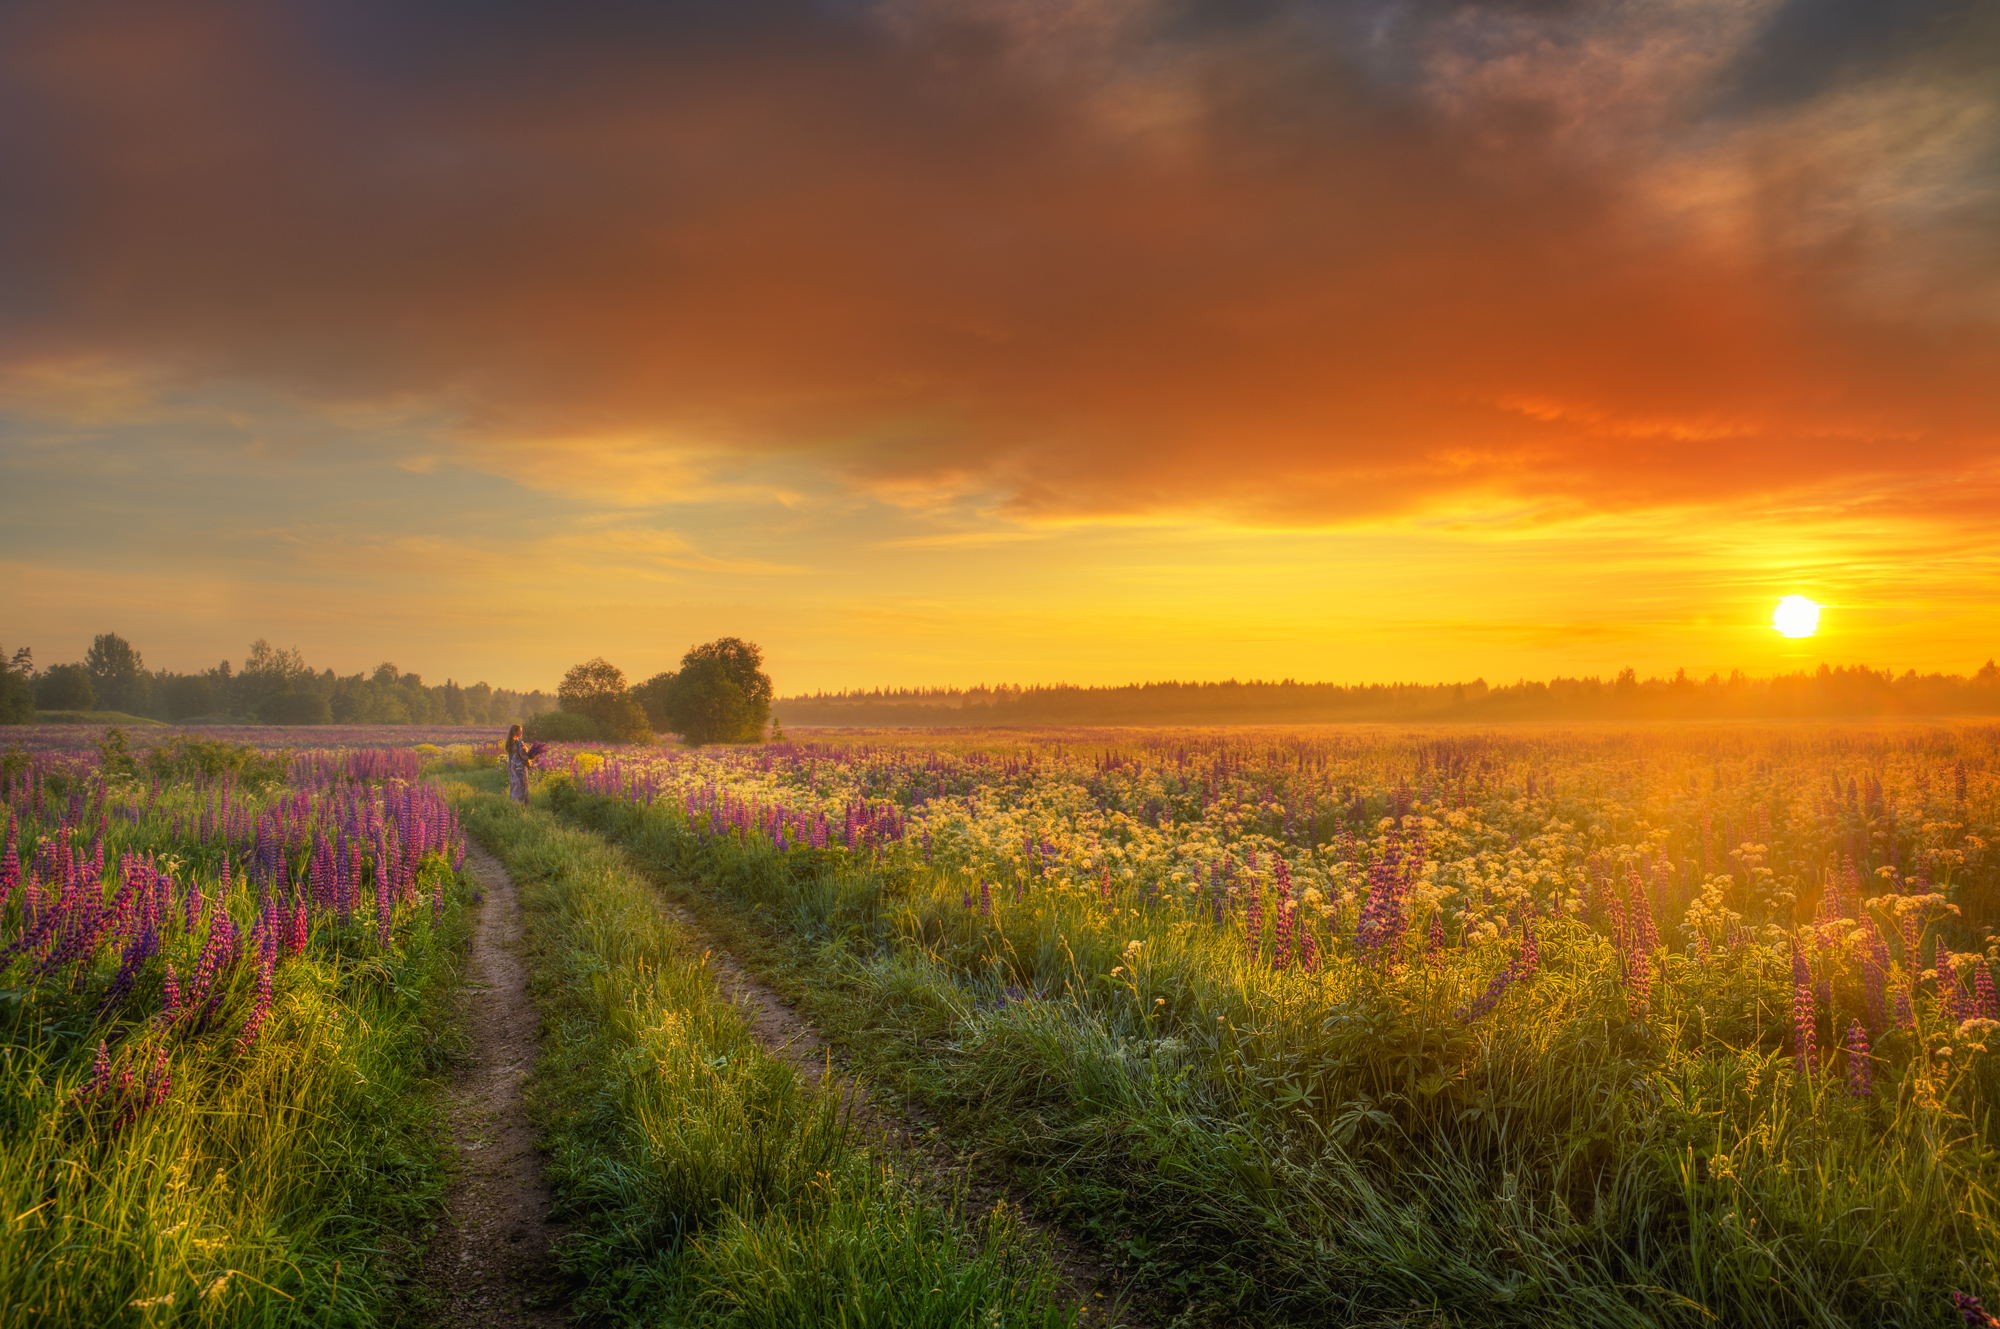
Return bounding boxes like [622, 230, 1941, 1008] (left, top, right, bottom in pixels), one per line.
[1773, 595, 1821, 638]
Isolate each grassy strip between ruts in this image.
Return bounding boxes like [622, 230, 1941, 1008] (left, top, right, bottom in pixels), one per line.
[439, 769, 1078, 1328]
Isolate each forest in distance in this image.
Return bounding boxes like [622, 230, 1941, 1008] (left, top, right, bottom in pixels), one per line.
[0, 633, 558, 727]
[777, 662, 2000, 728]
[5, 629, 1999, 732]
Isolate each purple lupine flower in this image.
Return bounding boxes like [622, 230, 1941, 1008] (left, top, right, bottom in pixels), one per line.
[1863, 922, 1890, 1034]
[94, 923, 159, 1021]
[1793, 982, 1817, 1083]
[0, 815, 18, 905]
[1461, 950, 1519, 1022]
[85, 1038, 113, 1099]
[1626, 868, 1660, 954]
[1425, 911, 1444, 962]
[1298, 926, 1318, 972]
[1626, 945, 1652, 1019]
[1271, 898, 1293, 971]
[1354, 851, 1406, 968]
[143, 1046, 171, 1111]
[285, 897, 308, 957]
[979, 879, 993, 919]
[236, 948, 276, 1052]
[375, 855, 394, 939]
[160, 963, 181, 1025]
[1845, 1021, 1872, 1098]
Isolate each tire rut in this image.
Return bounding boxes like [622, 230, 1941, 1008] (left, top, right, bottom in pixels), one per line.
[415, 840, 567, 1327]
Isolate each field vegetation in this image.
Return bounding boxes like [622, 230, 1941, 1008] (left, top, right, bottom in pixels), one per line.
[525, 722, 2000, 1327]
[0, 739, 473, 1324]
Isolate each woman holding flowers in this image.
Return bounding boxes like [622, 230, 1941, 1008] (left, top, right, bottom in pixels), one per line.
[506, 723, 533, 804]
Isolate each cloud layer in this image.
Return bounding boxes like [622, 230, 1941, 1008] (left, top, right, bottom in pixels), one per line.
[2, 0, 1993, 526]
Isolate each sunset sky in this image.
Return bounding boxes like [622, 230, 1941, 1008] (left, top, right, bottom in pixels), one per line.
[2, 0, 1996, 694]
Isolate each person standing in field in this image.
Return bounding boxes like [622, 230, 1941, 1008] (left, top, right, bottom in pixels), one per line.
[506, 723, 532, 804]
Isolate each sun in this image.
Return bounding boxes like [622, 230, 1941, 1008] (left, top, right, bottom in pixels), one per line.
[1773, 595, 1821, 638]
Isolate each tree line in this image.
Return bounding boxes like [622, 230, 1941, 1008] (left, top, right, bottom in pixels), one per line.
[0, 632, 556, 726]
[772, 661, 2000, 727]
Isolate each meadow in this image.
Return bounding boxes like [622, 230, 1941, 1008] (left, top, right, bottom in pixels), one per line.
[9, 718, 1999, 1327]
[528, 722, 2000, 1327]
[0, 738, 473, 1324]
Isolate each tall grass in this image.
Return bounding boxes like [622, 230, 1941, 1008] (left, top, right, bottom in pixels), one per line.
[541, 739, 2000, 1329]
[442, 771, 1077, 1328]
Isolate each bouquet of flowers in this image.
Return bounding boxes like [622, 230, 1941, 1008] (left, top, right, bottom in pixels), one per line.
[525, 741, 548, 761]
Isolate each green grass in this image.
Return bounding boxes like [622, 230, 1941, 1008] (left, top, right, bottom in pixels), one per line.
[541, 779, 2000, 1329]
[441, 771, 1079, 1328]
[0, 784, 472, 1327]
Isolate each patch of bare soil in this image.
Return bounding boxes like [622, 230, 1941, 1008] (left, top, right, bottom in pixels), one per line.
[654, 897, 1150, 1329]
[414, 841, 566, 1327]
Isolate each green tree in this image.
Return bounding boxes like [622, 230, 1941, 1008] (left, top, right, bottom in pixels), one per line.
[36, 663, 96, 711]
[0, 643, 33, 725]
[558, 658, 650, 743]
[633, 671, 675, 731]
[653, 637, 774, 745]
[84, 632, 148, 714]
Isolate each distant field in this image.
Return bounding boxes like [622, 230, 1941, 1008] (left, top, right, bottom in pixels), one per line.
[0, 720, 507, 753]
[21, 710, 168, 726]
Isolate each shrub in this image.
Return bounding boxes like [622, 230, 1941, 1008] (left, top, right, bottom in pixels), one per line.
[525, 710, 602, 742]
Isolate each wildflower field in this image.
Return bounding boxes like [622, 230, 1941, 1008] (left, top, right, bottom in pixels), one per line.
[533, 722, 2000, 1327]
[10, 718, 2000, 1327]
[0, 737, 473, 1324]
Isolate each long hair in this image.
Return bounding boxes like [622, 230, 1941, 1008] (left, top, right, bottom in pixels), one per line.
[507, 723, 523, 742]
